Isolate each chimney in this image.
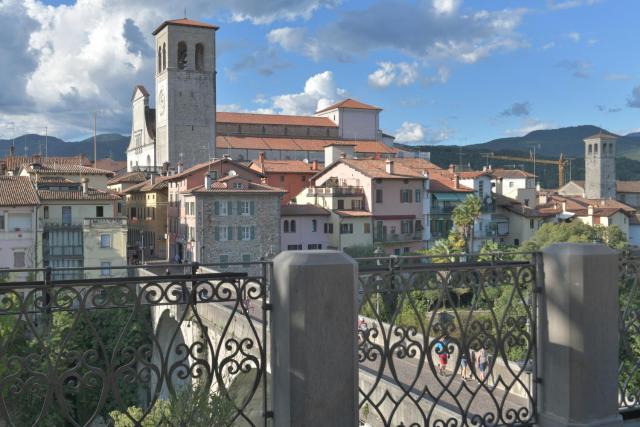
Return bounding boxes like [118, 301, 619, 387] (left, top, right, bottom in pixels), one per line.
[454, 174, 460, 189]
[561, 201, 567, 212]
[259, 151, 265, 165]
[204, 173, 213, 190]
[449, 164, 456, 174]
[588, 205, 594, 216]
[312, 160, 318, 171]
[488, 165, 492, 171]
[482, 165, 487, 172]
[385, 159, 394, 175]
[149, 174, 156, 185]
[536, 183, 541, 192]
[81, 177, 89, 195]
[176, 162, 184, 174]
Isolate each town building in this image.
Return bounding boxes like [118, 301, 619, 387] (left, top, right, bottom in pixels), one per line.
[280, 204, 331, 251]
[20, 162, 115, 191]
[107, 171, 148, 193]
[494, 194, 552, 247]
[0, 154, 90, 176]
[123, 176, 170, 262]
[165, 158, 264, 261]
[0, 176, 40, 279]
[36, 178, 126, 279]
[180, 174, 283, 274]
[248, 154, 322, 204]
[425, 171, 474, 245]
[490, 167, 537, 206]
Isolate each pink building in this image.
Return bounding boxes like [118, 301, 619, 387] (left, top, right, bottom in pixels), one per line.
[280, 204, 331, 251]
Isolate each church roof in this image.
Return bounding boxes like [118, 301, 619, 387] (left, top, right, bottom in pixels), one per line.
[215, 136, 396, 155]
[152, 18, 219, 35]
[315, 98, 382, 114]
[584, 131, 617, 140]
[217, 111, 337, 127]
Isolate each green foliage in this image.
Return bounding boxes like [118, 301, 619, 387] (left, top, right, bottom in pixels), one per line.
[452, 195, 482, 253]
[523, 221, 629, 251]
[109, 383, 236, 427]
[344, 245, 378, 258]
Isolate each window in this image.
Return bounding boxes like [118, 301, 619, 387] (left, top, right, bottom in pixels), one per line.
[100, 234, 111, 248]
[337, 199, 345, 209]
[219, 255, 229, 269]
[351, 199, 362, 210]
[324, 223, 334, 234]
[478, 181, 484, 198]
[0, 214, 4, 230]
[400, 189, 413, 203]
[401, 220, 414, 234]
[301, 175, 306, 182]
[508, 181, 514, 188]
[287, 244, 303, 250]
[403, 247, 410, 254]
[233, 182, 243, 189]
[101, 261, 111, 277]
[96, 206, 104, 217]
[177, 41, 187, 69]
[530, 219, 535, 229]
[280, 175, 285, 182]
[215, 226, 229, 242]
[13, 251, 25, 268]
[195, 43, 204, 71]
[514, 239, 520, 246]
[43, 206, 49, 220]
[594, 143, 598, 154]
[157, 47, 162, 72]
[415, 189, 421, 203]
[340, 223, 353, 234]
[240, 226, 252, 241]
[242, 254, 251, 267]
[62, 206, 72, 225]
[588, 144, 592, 154]
[375, 189, 383, 203]
[394, 248, 401, 256]
[364, 223, 371, 234]
[524, 199, 530, 207]
[312, 219, 317, 232]
[290, 220, 297, 233]
[162, 43, 166, 70]
[415, 220, 423, 232]
[284, 220, 289, 233]
[308, 244, 322, 249]
[239, 200, 252, 215]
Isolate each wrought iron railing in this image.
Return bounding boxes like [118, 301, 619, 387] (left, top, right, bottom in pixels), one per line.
[355, 253, 539, 426]
[0, 262, 271, 427]
[619, 254, 640, 414]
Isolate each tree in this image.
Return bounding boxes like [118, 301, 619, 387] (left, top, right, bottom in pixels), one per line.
[452, 195, 482, 253]
[523, 221, 628, 251]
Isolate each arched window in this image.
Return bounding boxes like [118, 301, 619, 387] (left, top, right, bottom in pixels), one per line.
[283, 220, 289, 233]
[291, 220, 297, 233]
[610, 143, 614, 155]
[603, 143, 607, 154]
[162, 43, 166, 70]
[594, 143, 598, 154]
[195, 43, 204, 71]
[588, 144, 592, 154]
[177, 41, 187, 70]
[146, 155, 151, 166]
[158, 47, 162, 73]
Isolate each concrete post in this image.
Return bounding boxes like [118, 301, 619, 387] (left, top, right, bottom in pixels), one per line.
[271, 250, 358, 427]
[540, 243, 622, 427]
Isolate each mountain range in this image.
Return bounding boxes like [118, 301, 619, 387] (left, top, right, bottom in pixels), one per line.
[0, 134, 129, 160]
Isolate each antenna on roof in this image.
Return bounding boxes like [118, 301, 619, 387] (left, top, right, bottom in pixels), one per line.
[93, 112, 97, 164]
[184, 7, 187, 18]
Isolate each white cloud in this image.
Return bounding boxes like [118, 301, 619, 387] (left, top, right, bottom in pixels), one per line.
[547, 0, 601, 10]
[368, 62, 419, 88]
[0, 0, 337, 139]
[540, 41, 556, 50]
[268, 2, 527, 65]
[567, 31, 581, 42]
[272, 71, 346, 115]
[395, 121, 451, 144]
[505, 119, 555, 137]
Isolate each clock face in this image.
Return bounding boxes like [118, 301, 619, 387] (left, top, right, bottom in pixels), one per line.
[159, 89, 166, 116]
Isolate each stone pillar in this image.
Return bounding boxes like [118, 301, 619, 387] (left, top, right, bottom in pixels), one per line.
[271, 250, 358, 427]
[540, 243, 622, 427]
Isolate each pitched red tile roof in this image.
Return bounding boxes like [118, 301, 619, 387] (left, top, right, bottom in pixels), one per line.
[489, 169, 536, 179]
[152, 18, 219, 35]
[250, 160, 323, 174]
[281, 204, 330, 216]
[326, 158, 435, 180]
[539, 194, 635, 217]
[37, 189, 121, 201]
[22, 163, 114, 176]
[0, 176, 39, 206]
[316, 98, 381, 114]
[335, 210, 373, 217]
[217, 112, 337, 127]
[457, 170, 492, 179]
[189, 181, 285, 194]
[93, 158, 127, 173]
[108, 171, 147, 185]
[428, 173, 474, 193]
[216, 136, 396, 155]
[167, 158, 261, 181]
[565, 180, 640, 194]
[1, 155, 89, 173]
[585, 131, 617, 140]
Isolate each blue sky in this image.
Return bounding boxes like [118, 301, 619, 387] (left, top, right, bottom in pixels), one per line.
[1, 0, 639, 145]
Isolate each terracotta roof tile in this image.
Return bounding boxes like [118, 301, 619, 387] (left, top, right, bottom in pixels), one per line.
[281, 204, 331, 216]
[215, 136, 396, 155]
[217, 112, 337, 127]
[153, 18, 219, 35]
[335, 210, 373, 217]
[93, 158, 127, 173]
[0, 176, 39, 206]
[250, 160, 323, 173]
[1, 155, 89, 173]
[332, 158, 436, 180]
[22, 163, 114, 176]
[37, 189, 121, 201]
[489, 169, 536, 179]
[562, 180, 640, 193]
[108, 171, 147, 185]
[316, 98, 381, 114]
[167, 158, 261, 181]
[189, 181, 285, 194]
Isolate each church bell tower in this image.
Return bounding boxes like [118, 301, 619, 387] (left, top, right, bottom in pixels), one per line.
[584, 132, 617, 199]
[153, 19, 218, 168]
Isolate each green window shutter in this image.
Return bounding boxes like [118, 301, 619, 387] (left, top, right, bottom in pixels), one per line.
[227, 226, 233, 240]
[250, 201, 255, 215]
[227, 201, 233, 214]
[214, 226, 220, 241]
[250, 226, 255, 240]
[238, 226, 243, 240]
[214, 201, 219, 215]
[237, 200, 242, 214]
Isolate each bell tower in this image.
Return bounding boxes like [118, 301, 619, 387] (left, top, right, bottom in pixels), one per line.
[153, 18, 218, 168]
[584, 132, 617, 199]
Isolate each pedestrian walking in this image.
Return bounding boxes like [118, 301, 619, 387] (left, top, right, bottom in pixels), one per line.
[460, 351, 470, 380]
[435, 340, 448, 375]
[476, 347, 489, 381]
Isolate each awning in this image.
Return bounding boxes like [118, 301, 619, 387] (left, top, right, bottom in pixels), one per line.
[433, 193, 468, 202]
[557, 211, 575, 220]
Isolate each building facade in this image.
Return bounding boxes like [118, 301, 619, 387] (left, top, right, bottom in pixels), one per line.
[249, 154, 322, 205]
[280, 205, 331, 251]
[584, 133, 617, 200]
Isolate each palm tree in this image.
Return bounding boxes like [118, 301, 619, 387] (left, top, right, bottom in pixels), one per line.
[452, 195, 482, 254]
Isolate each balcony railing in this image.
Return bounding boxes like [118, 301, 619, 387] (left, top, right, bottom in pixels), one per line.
[83, 217, 128, 227]
[430, 204, 456, 214]
[373, 232, 423, 243]
[307, 185, 364, 197]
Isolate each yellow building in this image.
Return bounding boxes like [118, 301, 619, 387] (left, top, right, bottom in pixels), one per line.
[124, 176, 169, 261]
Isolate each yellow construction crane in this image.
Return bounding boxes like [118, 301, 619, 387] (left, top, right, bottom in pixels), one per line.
[484, 152, 570, 188]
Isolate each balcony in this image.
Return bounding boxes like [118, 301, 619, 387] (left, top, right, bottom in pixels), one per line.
[374, 231, 423, 243]
[83, 217, 128, 227]
[430, 204, 456, 214]
[307, 185, 364, 197]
